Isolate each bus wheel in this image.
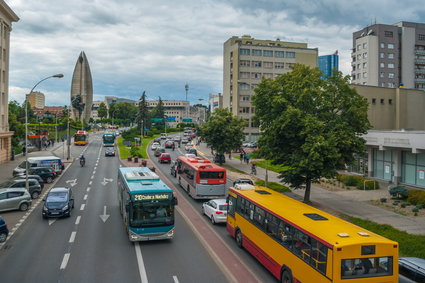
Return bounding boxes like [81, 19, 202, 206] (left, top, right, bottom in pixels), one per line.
[235, 229, 243, 248]
[281, 270, 293, 283]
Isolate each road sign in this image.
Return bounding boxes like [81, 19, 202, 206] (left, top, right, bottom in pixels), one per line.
[182, 118, 192, 122]
[151, 118, 163, 122]
[166, 117, 176, 121]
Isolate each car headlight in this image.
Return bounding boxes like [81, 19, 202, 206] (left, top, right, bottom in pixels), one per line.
[62, 205, 69, 211]
[43, 206, 48, 211]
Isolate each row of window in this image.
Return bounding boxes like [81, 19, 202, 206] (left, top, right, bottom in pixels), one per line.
[244, 118, 259, 128]
[240, 49, 296, 58]
[240, 60, 289, 69]
[380, 72, 395, 78]
[230, 195, 328, 275]
[239, 107, 255, 114]
[240, 72, 284, 80]
[239, 83, 258, 91]
[380, 43, 395, 49]
[380, 63, 395, 68]
[371, 98, 393, 105]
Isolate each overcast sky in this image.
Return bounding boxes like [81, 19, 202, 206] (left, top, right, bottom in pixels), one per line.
[6, 0, 425, 106]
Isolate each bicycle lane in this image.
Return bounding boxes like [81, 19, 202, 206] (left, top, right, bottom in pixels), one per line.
[121, 159, 261, 283]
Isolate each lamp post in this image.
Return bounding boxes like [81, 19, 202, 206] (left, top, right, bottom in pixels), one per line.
[185, 83, 189, 120]
[38, 119, 42, 151]
[25, 74, 64, 192]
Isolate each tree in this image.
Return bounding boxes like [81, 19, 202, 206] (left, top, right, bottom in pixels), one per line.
[8, 101, 25, 148]
[200, 108, 246, 163]
[136, 91, 150, 136]
[151, 97, 165, 129]
[97, 102, 107, 119]
[252, 64, 370, 203]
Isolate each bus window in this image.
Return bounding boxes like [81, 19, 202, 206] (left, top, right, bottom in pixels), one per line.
[341, 257, 393, 279]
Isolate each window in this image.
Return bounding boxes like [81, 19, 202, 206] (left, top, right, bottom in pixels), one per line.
[389, 99, 392, 105]
[380, 43, 385, 48]
[240, 49, 250, 55]
[274, 51, 284, 57]
[251, 73, 261, 79]
[388, 53, 394, 59]
[381, 99, 385, 104]
[252, 61, 262, 67]
[388, 63, 394, 68]
[385, 31, 394, 37]
[263, 73, 273, 79]
[380, 52, 384, 59]
[286, 51, 295, 58]
[372, 98, 376, 104]
[363, 42, 367, 49]
[240, 72, 249, 79]
[419, 34, 425, 41]
[240, 60, 250, 67]
[252, 49, 262, 56]
[388, 82, 395, 88]
[239, 107, 250, 113]
[357, 73, 361, 79]
[363, 72, 367, 78]
[239, 83, 250, 90]
[363, 52, 367, 58]
[357, 64, 361, 70]
[241, 96, 250, 101]
[274, 62, 284, 69]
[357, 44, 361, 51]
[388, 43, 394, 49]
[251, 84, 258, 90]
[341, 257, 393, 279]
[263, 61, 273, 68]
[357, 54, 361, 60]
[363, 62, 367, 68]
[380, 82, 385, 87]
[380, 72, 385, 78]
[263, 50, 273, 57]
[388, 73, 395, 78]
[380, 62, 385, 68]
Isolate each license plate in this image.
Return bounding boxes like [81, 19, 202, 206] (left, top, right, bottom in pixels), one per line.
[51, 212, 59, 215]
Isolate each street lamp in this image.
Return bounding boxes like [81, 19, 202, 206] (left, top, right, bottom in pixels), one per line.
[25, 73, 64, 192]
[185, 83, 189, 120]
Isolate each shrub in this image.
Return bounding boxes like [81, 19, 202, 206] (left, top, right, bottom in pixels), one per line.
[358, 180, 379, 190]
[130, 146, 143, 158]
[407, 190, 425, 206]
[392, 200, 400, 206]
[389, 186, 408, 199]
[337, 174, 379, 190]
[412, 207, 419, 213]
[416, 204, 424, 210]
[380, 198, 387, 203]
[401, 203, 406, 208]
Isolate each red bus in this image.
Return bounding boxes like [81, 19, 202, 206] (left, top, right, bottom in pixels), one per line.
[74, 130, 89, 146]
[176, 156, 226, 199]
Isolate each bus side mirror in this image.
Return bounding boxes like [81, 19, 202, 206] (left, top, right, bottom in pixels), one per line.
[173, 197, 178, 205]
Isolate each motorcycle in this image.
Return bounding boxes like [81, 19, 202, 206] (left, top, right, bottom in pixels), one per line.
[80, 158, 85, 167]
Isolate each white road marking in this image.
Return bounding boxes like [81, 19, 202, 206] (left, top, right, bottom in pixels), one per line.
[93, 171, 96, 174]
[135, 242, 149, 283]
[173, 276, 179, 283]
[75, 216, 81, 225]
[48, 219, 57, 226]
[87, 187, 91, 192]
[80, 204, 85, 210]
[94, 166, 97, 170]
[60, 253, 70, 269]
[69, 231, 77, 243]
[89, 181, 92, 185]
[84, 194, 88, 200]
[91, 175, 94, 179]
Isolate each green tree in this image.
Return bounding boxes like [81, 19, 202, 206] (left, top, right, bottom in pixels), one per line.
[252, 64, 370, 203]
[151, 97, 165, 129]
[8, 101, 25, 148]
[200, 108, 246, 164]
[97, 102, 107, 119]
[136, 91, 150, 136]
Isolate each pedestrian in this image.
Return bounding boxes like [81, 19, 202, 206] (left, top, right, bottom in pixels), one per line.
[52, 139, 55, 146]
[22, 145, 26, 156]
[251, 163, 257, 175]
[239, 152, 243, 164]
[246, 153, 250, 164]
[228, 152, 232, 160]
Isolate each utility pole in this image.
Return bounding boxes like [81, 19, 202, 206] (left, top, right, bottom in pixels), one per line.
[185, 83, 189, 120]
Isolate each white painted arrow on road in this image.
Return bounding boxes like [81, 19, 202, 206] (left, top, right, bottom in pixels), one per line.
[66, 179, 77, 187]
[101, 178, 113, 186]
[99, 206, 110, 223]
[48, 219, 57, 226]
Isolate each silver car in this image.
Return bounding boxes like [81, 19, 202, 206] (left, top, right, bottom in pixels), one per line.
[0, 188, 32, 212]
[202, 199, 228, 225]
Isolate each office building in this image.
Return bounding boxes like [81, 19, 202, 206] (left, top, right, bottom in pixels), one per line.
[27, 91, 45, 109]
[223, 35, 318, 141]
[145, 100, 189, 127]
[318, 53, 339, 78]
[352, 21, 425, 90]
[70, 51, 93, 121]
[0, 1, 18, 164]
[209, 93, 222, 113]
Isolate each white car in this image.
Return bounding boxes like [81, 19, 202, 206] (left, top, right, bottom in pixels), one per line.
[151, 142, 160, 150]
[202, 199, 228, 224]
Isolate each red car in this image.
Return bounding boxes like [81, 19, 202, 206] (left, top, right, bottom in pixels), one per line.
[158, 153, 171, 163]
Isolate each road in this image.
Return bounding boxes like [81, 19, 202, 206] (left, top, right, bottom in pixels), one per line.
[0, 133, 229, 283]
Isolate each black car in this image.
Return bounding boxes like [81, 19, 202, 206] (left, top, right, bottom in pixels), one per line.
[0, 179, 42, 199]
[42, 187, 74, 218]
[14, 174, 45, 189]
[213, 154, 225, 164]
[0, 216, 8, 243]
[105, 147, 116, 156]
[26, 167, 56, 184]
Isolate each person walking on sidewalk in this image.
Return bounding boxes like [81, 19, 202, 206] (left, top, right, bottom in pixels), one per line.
[246, 153, 250, 164]
[240, 152, 244, 164]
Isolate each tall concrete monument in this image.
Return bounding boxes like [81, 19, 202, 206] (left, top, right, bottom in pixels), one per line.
[70, 51, 93, 122]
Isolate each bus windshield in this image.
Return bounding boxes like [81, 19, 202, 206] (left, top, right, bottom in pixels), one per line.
[74, 135, 87, 142]
[103, 135, 115, 142]
[199, 171, 225, 179]
[129, 193, 174, 227]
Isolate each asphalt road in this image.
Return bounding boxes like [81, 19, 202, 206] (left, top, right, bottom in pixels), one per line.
[0, 133, 227, 283]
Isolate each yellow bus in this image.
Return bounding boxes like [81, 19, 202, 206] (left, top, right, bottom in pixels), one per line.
[226, 186, 398, 283]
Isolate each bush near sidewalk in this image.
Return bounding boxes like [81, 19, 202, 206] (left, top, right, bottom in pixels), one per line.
[337, 174, 379, 190]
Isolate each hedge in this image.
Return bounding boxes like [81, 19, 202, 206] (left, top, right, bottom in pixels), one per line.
[337, 174, 379, 190]
[407, 190, 425, 206]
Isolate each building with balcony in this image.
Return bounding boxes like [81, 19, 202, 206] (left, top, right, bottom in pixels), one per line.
[0, 2, 18, 164]
[352, 21, 425, 90]
[27, 91, 45, 109]
[223, 35, 318, 142]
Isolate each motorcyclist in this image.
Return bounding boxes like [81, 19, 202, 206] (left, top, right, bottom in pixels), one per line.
[251, 163, 257, 175]
[80, 155, 86, 166]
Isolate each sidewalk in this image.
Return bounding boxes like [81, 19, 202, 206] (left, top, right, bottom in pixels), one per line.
[194, 142, 425, 235]
[0, 141, 73, 184]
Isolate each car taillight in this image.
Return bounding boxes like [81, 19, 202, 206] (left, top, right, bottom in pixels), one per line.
[216, 211, 223, 215]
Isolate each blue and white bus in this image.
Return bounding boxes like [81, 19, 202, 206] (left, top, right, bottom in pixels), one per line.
[117, 167, 177, 241]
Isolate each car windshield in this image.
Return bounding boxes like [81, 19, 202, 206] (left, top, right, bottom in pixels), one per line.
[47, 192, 68, 202]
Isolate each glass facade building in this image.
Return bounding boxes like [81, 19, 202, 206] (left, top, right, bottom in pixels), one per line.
[318, 54, 339, 79]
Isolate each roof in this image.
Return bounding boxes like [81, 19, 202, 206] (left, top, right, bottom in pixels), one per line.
[178, 156, 225, 171]
[119, 167, 173, 194]
[49, 187, 70, 193]
[230, 186, 397, 248]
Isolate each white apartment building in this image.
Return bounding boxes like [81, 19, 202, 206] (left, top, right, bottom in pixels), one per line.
[223, 35, 318, 142]
[0, 1, 18, 164]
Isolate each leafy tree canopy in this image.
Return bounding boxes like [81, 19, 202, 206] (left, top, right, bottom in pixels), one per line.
[97, 102, 108, 119]
[200, 108, 246, 158]
[252, 64, 371, 203]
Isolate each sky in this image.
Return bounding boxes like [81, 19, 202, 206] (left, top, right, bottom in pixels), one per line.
[6, 0, 425, 106]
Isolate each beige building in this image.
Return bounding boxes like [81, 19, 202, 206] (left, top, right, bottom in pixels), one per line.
[0, 1, 18, 164]
[352, 84, 425, 130]
[27, 91, 45, 109]
[146, 100, 189, 127]
[223, 35, 318, 141]
[90, 100, 103, 120]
